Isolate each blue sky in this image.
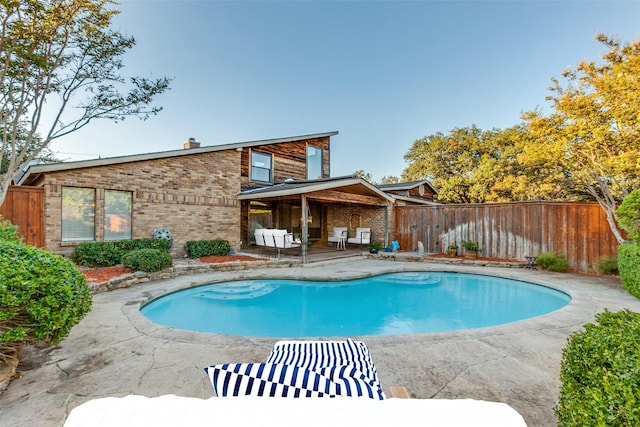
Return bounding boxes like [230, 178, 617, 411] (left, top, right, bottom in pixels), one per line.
[50, 0, 640, 182]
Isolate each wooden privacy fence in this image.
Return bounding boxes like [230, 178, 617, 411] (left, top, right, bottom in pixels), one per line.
[0, 186, 44, 247]
[395, 202, 620, 272]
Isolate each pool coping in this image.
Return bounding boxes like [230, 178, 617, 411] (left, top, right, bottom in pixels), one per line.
[2, 257, 639, 427]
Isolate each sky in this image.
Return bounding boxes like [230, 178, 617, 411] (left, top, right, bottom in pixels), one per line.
[49, 0, 640, 183]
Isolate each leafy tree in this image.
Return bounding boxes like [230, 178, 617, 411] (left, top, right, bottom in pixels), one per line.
[402, 125, 568, 203]
[0, 125, 60, 175]
[352, 169, 374, 183]
[0, 0, 171, 206]
[379, 175, 400, 185]
[524, 34, 640, 243]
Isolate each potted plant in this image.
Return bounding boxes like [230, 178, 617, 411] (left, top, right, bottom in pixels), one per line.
[446, 245, 458, 257]
[462, 240, 481, 258]
[369, 242, 384, 254]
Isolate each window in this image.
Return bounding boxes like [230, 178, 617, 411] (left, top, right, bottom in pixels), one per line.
[62, 187, 95, 241]
[104, 190, 132, 240]
[251, 151, 272, 183]
[307, 145, 323, 179]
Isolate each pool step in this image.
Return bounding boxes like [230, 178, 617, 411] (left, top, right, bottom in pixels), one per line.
[386, 273, 441, 286]
[199, 281, 276, 300]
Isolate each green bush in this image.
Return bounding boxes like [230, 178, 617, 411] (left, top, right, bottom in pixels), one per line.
[615, 189, 640, 242]
[598, 255, 619, 275]
[536, 251, 569, 272]
[618, 242, 640, 299]
[121, 249, 173, 272]
[0, 217, 22, 244]
[556, 309, 640, 426]
[185, 239, 231, 258]
[0, 240, 92, 364]
[70, 238, 171, 267]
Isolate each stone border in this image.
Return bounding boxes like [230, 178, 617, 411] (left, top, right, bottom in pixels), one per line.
[368, 252, 527, 269]
[89, 259, 300, 293]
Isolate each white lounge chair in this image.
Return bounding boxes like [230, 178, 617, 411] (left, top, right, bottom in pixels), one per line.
[348, 227, 371, 249]
[327, 227, 348, 248]
[254, 229, 266, 246]
[272, 229, 301, 259]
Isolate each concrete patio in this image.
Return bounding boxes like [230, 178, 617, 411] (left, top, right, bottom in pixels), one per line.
[2, 257, 639, 427]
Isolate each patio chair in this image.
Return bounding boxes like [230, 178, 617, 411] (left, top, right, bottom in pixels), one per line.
[254, 229, 266, 246]
[327, 227, 348, 248]
[272, 229, 301, 259]
[262, 229, 276, 257]
[347, 227, 371, 249]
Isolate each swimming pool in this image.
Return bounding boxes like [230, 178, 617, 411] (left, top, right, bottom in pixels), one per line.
[141, 272, 571, 337]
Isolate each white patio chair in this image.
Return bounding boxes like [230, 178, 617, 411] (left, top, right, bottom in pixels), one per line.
[327, 227, 348, 247]
[347, 227, 371, 249]
[273, 229, 301, 259]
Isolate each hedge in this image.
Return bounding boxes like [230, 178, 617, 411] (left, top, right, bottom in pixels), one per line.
[121, 249, 173, 272]
[184, 239, 231, 258]
[556, 309, 640, 426]
[0, 217, 22, 244]
[618, 242, 640, 299]
[615, 189, 640, 241]
[70, 238, 171, 267]
[0, 240, 92, 364]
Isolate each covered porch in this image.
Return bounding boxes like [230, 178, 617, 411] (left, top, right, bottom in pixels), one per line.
[237, 177, 395, 263]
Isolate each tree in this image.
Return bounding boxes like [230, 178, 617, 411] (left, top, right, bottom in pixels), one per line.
[379, 175, 400, 185]
[352, 169, 374, 183]
[402, 125, 567, 203]
[0, 0, 171, 206]
[524, 34, 640, 243]
[0, 125, 60, 175]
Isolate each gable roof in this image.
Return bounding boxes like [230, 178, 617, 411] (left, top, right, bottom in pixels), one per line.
[238, 175, 395, 204]
[377, 179, 438, 194]
[17, 131, 339, 185]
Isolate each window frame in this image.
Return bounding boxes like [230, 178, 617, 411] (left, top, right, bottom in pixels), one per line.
[250, 151, 273, 183]
[103, 189, 133, 241]
[61, 186, 96, 242]
[307, 145, 323, 180]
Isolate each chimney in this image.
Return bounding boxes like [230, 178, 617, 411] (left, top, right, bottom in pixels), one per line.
[183, 137, 200, 149]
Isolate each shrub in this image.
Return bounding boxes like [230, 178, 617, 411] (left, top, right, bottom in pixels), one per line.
[615, 189, 640, 242]
[536, 251, 569, 272]
[556, 309, 640, 426]
[618, 242, 640, 298]
[462, 240, 481, 252]
[70, 238, 171, 267]
[185, 239, 231, 258]
[0, 217, 22, 244]
[598, 255, 619, 275]
[0, 240, 92, 364]
[121, 249, 173, 272]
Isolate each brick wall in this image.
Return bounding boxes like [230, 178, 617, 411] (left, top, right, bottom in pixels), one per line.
[41, 150, 242, 257]
[327, 204, 388, 246]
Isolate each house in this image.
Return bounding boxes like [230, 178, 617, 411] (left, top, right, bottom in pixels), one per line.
[15, 131, 432, 260]
[377, 180, 438, 205]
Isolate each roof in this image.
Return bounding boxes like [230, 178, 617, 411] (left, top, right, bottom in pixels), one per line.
[377, 179, 438, 195]
[17, 131, 339, 185]
[238, 175, 395, 203]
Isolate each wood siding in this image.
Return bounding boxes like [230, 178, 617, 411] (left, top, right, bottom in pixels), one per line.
[0, 186, 45, 247]
[395, 202, 620, 272]
[240, 136, 331, 188]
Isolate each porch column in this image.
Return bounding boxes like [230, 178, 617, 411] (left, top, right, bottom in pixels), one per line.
[301, 195, 308, 264]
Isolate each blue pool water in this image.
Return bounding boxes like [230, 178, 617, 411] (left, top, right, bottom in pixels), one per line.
[140, 272, 571, 337]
